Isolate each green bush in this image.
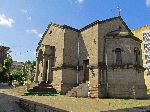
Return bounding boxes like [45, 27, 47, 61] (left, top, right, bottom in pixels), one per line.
[12, 80, 19, 88]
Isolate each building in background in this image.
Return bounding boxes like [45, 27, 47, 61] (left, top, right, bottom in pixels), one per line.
[132, 25, 150, 76]
[0, 46, 10, 64]
[12, 61, 24, 69]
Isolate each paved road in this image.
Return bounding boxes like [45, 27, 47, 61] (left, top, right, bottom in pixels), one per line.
[0, 93, 25, 112]
[0, 85, 25, 112]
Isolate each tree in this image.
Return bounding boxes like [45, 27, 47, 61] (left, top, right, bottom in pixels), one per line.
[0, 57, 13, 83]
[8, 60, 36, 85]
[23, 60, 36, 82]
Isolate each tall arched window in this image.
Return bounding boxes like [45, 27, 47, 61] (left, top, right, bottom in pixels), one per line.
[134, 47, 140, 65]
[115, 48, 122, 66]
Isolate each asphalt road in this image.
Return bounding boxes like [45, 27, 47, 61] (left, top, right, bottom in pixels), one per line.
[0, 85, 25, 112]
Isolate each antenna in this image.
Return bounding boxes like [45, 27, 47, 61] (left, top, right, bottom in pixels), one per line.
[117, 5, 122, 16]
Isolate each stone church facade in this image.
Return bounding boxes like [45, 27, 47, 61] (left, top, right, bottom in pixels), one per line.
[34, 16, 147, 98]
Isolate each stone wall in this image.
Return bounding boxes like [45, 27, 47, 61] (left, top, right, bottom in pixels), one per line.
[41, 24, 65, 66]
[97, 18, 146, 98]
[105, 38, 142, 66]
[37, 24, 82, 94]
[60, 28, 79, 94]
[63, 29, 78, 65]
[97, 18, 131, 98]
[52, 70, 62, 92]
[107, 68, 147, 98]
[98, 17, 130, 63]
[80, 24, 99, 97]
[80, 24, 98, 64]
[17, 98, 69, 112]
[36, 24, 65, 83]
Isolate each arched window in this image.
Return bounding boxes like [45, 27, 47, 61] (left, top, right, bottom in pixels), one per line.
[134, 47, 140, 65]
[115, 48, 122, 66]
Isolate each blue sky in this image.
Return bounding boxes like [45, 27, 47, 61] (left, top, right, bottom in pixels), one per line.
[0, 0, 150, 62]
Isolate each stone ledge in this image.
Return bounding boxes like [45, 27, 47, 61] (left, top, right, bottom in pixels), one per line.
[17, 98, 69, 112]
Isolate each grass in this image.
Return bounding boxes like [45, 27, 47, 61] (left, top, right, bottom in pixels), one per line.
[22, 92, 60, 96]
[0, 85, 150, 112]
[1, 77, 150, 111]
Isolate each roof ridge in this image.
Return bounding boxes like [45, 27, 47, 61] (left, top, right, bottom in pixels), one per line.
[36, 23, 52, 51]
[63, 24, 79, 31]
[80, 16, 120, 31]
[49, 16, 121, 32]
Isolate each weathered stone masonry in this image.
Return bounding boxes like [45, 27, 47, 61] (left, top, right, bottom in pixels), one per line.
[35, 16, 147, 98]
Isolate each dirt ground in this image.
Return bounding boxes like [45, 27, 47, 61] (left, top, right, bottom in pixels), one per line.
[0, 85, 150, 112]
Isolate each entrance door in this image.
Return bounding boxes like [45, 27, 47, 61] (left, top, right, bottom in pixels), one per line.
[83, 60, 89, 83]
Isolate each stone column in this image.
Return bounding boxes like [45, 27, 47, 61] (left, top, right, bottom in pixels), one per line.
[42, 55, 46, 82]
[34, 58, 40, 83]
[46, 59, 50, 83]
[47, 58, 52, 83]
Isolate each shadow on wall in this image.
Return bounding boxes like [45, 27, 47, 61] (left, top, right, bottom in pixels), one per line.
[79, 34, 89, 65]
[61, 31, 89, 94]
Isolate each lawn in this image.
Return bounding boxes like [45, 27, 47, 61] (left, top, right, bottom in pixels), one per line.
[0, 85, 150, 112]
[21, 95, 150, 112]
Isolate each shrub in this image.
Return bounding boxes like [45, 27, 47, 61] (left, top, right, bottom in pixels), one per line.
[12, 80, 19, 88]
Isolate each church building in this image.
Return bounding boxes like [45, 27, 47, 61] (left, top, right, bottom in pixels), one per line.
[34, 16, 147, 98]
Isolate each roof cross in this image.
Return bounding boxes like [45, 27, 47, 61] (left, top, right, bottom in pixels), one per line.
[117, 6, 122, 16]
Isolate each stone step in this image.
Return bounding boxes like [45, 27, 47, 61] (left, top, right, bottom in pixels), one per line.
[28, 83, 57, 93]
[66, 82, 89, 97]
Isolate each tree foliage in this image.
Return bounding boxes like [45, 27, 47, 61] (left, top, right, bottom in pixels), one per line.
[9, 60, 36, 84]
[0, 57, 13, 83]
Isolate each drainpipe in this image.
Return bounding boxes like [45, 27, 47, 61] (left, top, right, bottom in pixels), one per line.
[77, 33, 80, 84]
[102, 36, 108, 97]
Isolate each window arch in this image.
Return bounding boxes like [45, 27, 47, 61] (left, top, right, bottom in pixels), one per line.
[134, 47, 140, 65]
[115, 48, 122, 66]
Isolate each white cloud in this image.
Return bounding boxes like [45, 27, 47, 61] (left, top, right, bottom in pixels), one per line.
[0, 14, 15, 27]
[21, 9, 28, 14]
[21, 9, 32, 21]
[75, 0, 85, 4]
[68, 0, 85, 4]
[27, 16, 32, 21]
[146, 0, 150, 7]
[26, 29, 43, 38]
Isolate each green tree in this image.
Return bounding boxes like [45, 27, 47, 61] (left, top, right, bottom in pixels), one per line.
[0, 57, 13, 83]
[9, 60, 36, 85]
[10, 69, 25, 85]
[3, 57, 13, 70]
[23, 60, 36, 82]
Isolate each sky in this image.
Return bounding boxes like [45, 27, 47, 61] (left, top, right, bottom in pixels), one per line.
[0, 0, 150, 62]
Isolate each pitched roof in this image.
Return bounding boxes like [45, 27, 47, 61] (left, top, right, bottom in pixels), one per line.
[80, 16, 133, 35]
[37, 16, 135, 51]
[36, 23, 52, 51]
